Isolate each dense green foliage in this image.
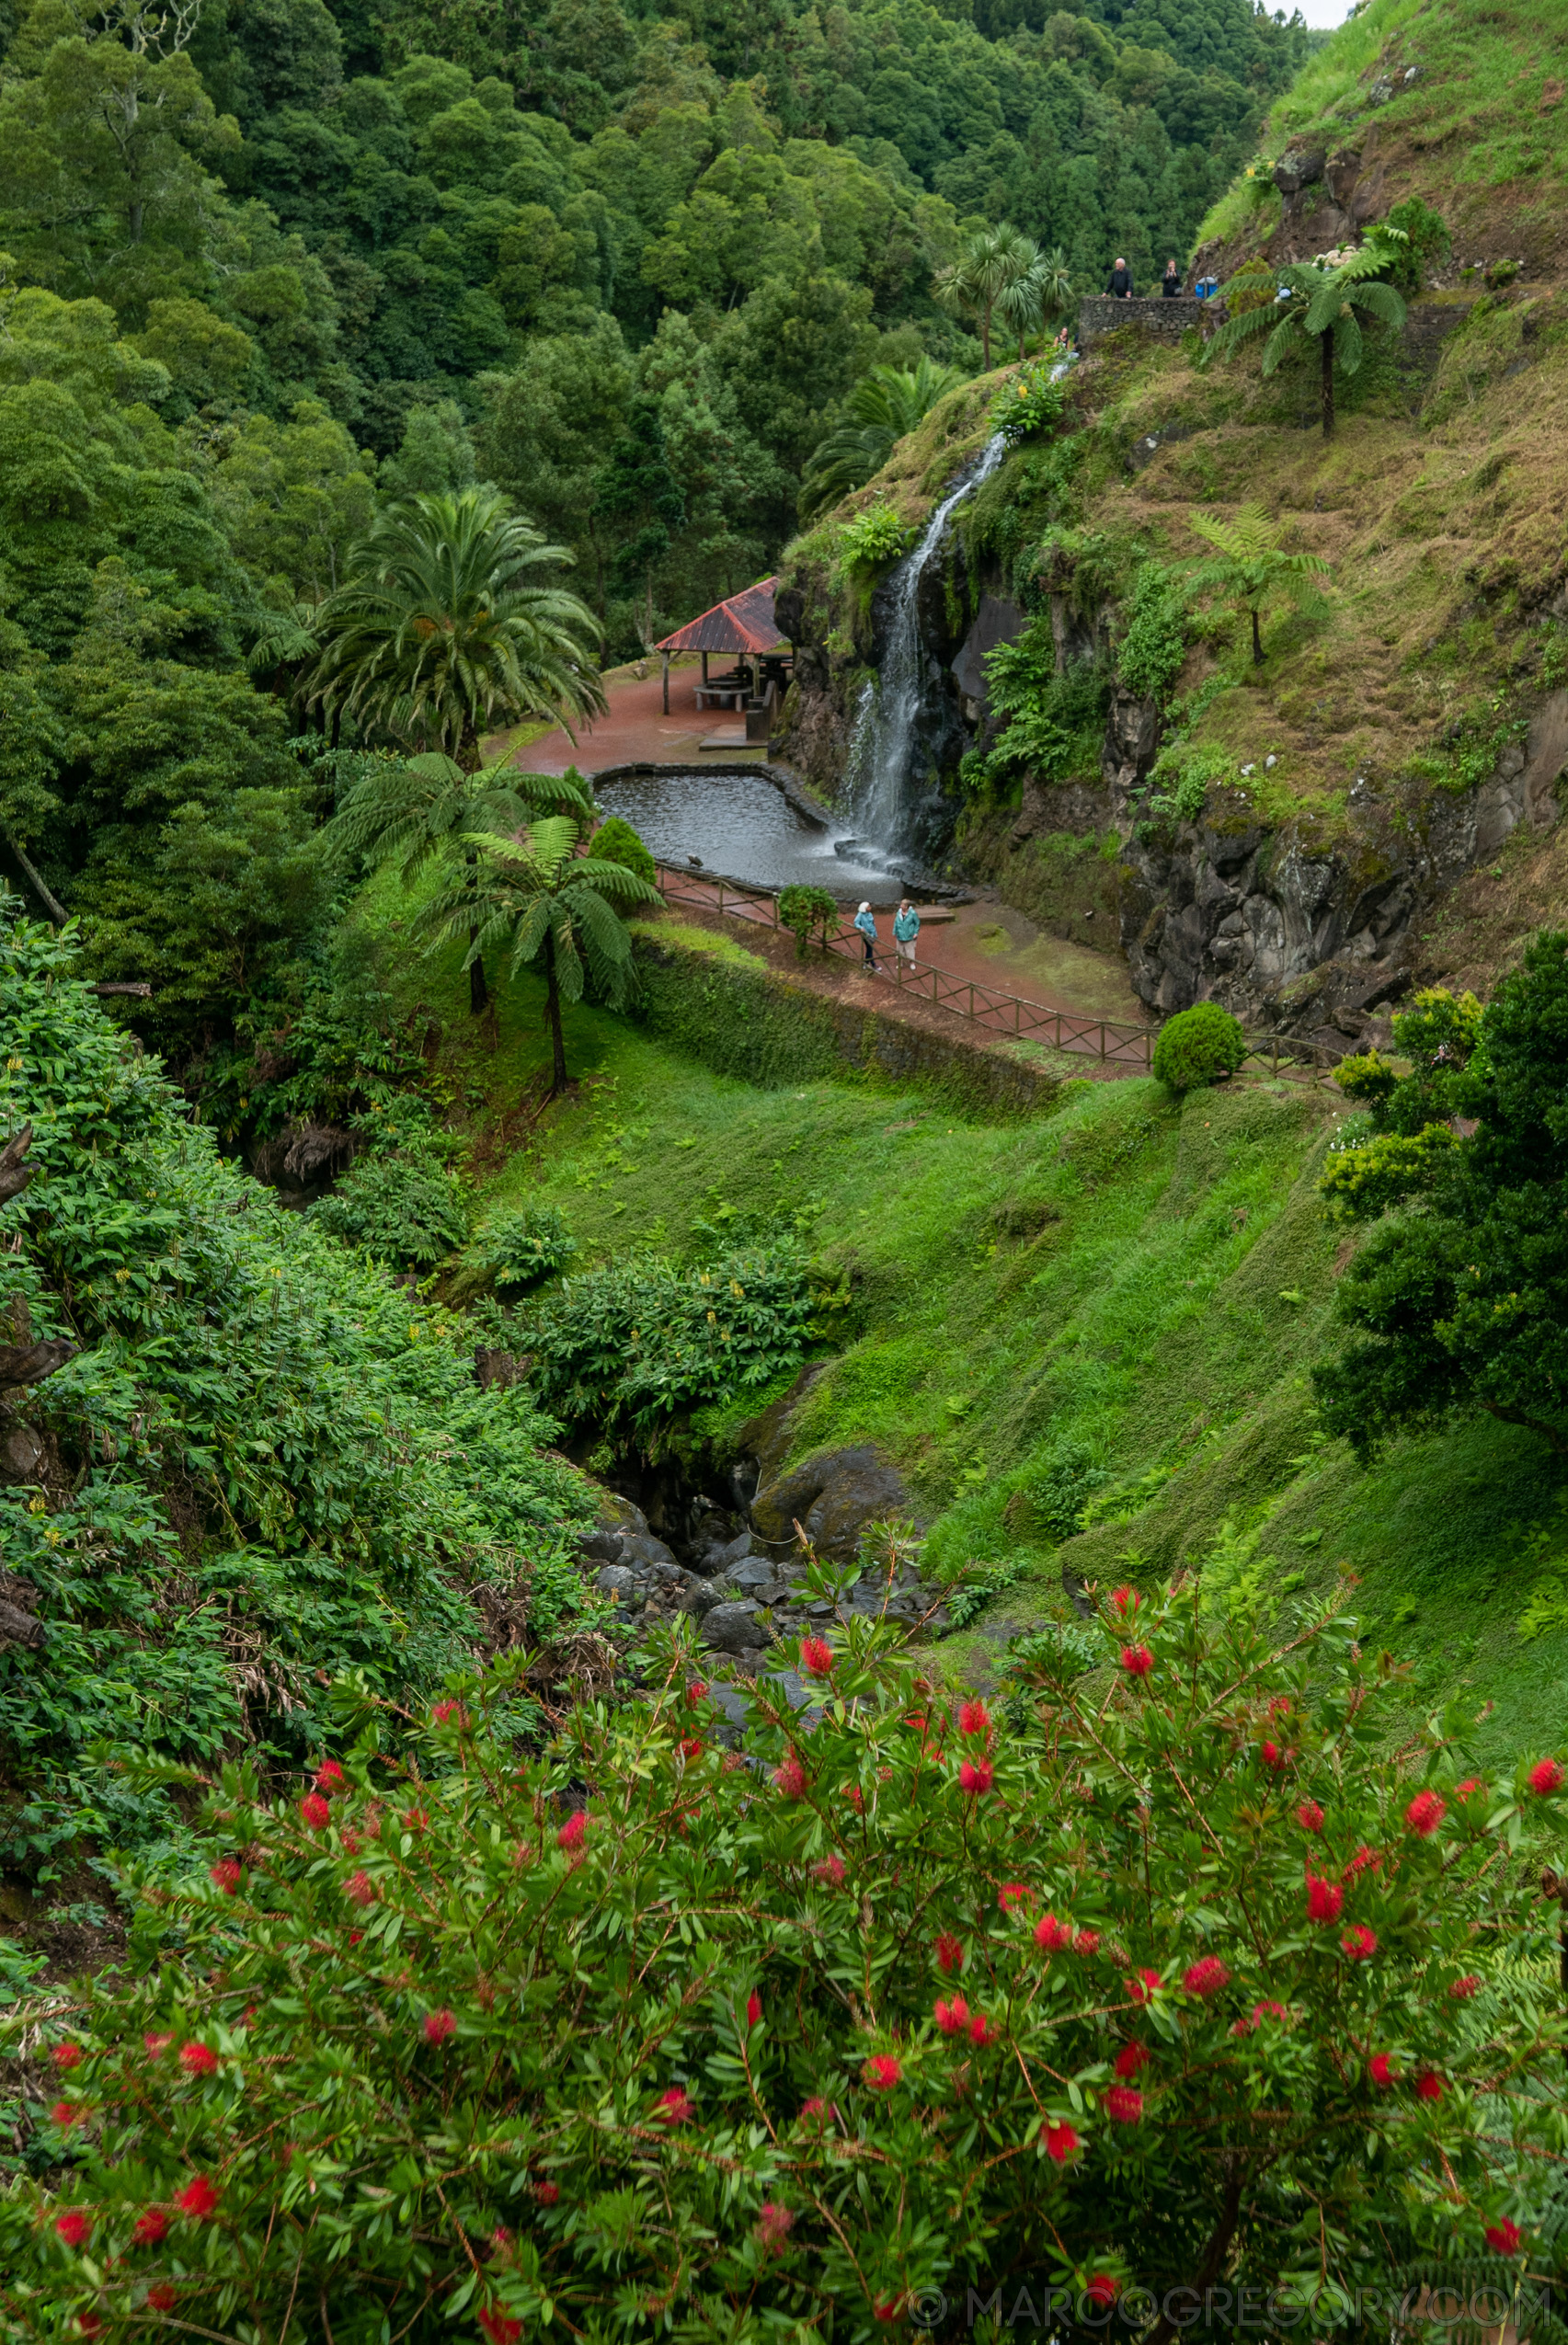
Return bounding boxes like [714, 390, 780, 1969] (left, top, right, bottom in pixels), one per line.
[0, 907, 587, 1869]
[588, 814, 657, 887]
[468, 1202, 578, 1293]
[311, 1142, 471, 1265]
[1151, 1003, 1248, 1092]
[1315, 944, 1568, 1461]
[776, 883, 841, 957]
[798, 355, 964, 518]
[8, 1593, 1565, 2339]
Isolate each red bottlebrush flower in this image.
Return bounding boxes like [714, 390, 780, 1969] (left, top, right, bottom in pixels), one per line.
[179, 2042, 219, 2076]
[1259, 1741, 1288, 1773]
[1114, 2042, 1149, 2079]
[1104, 2086, 1144, 2122]
[1343, 1844, 1380, 1882]
[935, 1995, 969, 2036]
[967, 2012, 994, 2047]
[800, 1635, 834, 1678]
[1405, 1790, 1447, 1836]
[773, 1756, 808, 1799]
[801, 2098, 830, 2121]
[77, 2318, 103, 2339]
[1034, 1912, 1072, 1952]
[402, 1805, 429, 1834]
[1182, 1956, 1230, 1998]
[430, 1701, 462, 1726]
[348, 1930, 363, 1945]
[54, 2210, 91, 2248]
[757, 2201, 794, 2251]
[999, 1882, 1031, 1913]
[490, 2225, 512, 2253]
[209, 1859, 242, 1895]
[1342, 1925, 1378, 1962]
[843, 1784, 864, 1812]
[52, 2042, 84, 2070]
[1111, 1586, 1139, 1617]
[1044, 2120, 1081, 2164]
[341, 1828, 361, 1855]
[1455, 1777, 1485, 1801]
[1296, 1800, 1324, 1833]
[1449, 1974, 1482, 2000]
[1269, 1695, 1292, 1717]
[1128, 1967, 1162, 2003]
[176, 2175, 220, 2220]
[1306, 1874, 1345, 1924]
[958, 1756, 994, 1795]
[686, 1679, 709, 1705]
[874, 2302, 900, 2324]
[1248, 2000, 1289, 2028]
[423, 2008, 457, 2046]
[315, 1759, 346, 1789]
[746, 1990, 762, 2029]
[936, 1932, 965, 1973]
[1415, 2071, 1443, 2102]
[864, 2053, 901, 2092]
[1073, 1927, 1102, 1956]
[654, 2087, 694, 2123]
[143, 2031, 173, 2058]
[345, 1869, 375, 1906]
[812, 1853, 846, 1886]
[300, 1793, 330, 1830]
[1086, 2276, 1119, 2308]
[1484, 2218, 1522, 2256]
[133, 2207, 169, 2247]
[49, 2101, 79, 2127]
[534, 2179, 560, 2205]
[959, 1699, 991, 1737]
[1528, 1757, 1563, 1797]
[556, 1811, 587, 1852]
[680, 1736, 703, 1760]
[478, 2311, 523, 2345]
[146, 2287, 177, 2313]
[1368, 2053, 1395, 2088]
[1120, 1644, 1154, 1679]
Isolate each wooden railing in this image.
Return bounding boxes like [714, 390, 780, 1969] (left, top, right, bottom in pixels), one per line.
[650, 862, 1345, 1083]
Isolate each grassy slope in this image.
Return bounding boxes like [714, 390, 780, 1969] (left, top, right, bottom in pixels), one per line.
[368, 892, 1568, 1765]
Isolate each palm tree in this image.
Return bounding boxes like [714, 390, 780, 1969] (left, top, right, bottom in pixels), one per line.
[327, 750, 597, 1015]
[1186, 502, 1331, 665]
[995, 246, 1076, 362]
[1203, 239, 1408, 440]
[305, 486, 606, 769]
[798, 355, 967, 519]
[419, 808, 661, 1094]
[933, 224, 1039, 372]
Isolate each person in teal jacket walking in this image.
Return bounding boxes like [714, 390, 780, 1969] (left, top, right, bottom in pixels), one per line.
[893, 898, 920, 972]
[853, 900, 882, 972]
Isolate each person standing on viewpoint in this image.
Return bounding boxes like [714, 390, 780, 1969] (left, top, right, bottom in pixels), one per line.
[894, 898, 920, 971]
[1162, 257, 1182, 297]
[853, 900, 882, 972]
[1105, 257, 1134, 299]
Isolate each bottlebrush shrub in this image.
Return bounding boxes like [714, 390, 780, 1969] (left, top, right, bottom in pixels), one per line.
[4, 1596, 1563, 2339]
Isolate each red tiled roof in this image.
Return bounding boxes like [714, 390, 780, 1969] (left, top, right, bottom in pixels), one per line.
[654, 577, 785, 654]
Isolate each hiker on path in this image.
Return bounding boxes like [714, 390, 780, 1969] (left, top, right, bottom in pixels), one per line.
[1105, 257, 1133, 299]
[853, 900, 882, 972]
[893, 898, 921, 971]
[1162, 257, 1182, 297]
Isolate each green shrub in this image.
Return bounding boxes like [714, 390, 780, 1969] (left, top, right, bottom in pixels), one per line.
[1382, 198, 1451, 293]
[1116, 563, 1188, 704]
[1145, 741, 1234, 825]
[1151, 1002, 1247, 1092]
[983, 641, 1108, 780]
[11, 1594, 1565, 2338]
[591, 815, 657, 887]
[523, 1242, 815, 1447]
[991, 362, 1066, 446]
[839, 501, 910, 574]
[469, 1203, 578, 1292]
[312, 1151, 472, 1267]
[776, 884, 841, 959]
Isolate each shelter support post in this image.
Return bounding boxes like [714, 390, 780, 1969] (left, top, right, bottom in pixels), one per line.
[661, 650, 670, 715]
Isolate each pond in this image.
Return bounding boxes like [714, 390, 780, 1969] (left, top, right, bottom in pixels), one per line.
[593, 766, 901, 900]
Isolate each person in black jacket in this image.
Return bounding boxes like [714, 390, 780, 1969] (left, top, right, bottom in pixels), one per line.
[1105, 257, 1134, 298]
[1162, 258, 1182, 297]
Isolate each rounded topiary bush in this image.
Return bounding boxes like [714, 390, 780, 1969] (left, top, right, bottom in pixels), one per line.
[1151, 1001, 1247, 1093]
[591, 815, 657, 887]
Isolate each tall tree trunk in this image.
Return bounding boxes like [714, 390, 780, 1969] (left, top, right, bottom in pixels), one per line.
[980, 303, 991, 371]
[1321, 326, 1334, 440]
[1251, 604, 1263, 664]
[544, 928, 568, 1094]
[468, 928, 488, 1016]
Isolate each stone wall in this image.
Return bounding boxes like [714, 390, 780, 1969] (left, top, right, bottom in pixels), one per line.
[1078, 296, 1211, 342]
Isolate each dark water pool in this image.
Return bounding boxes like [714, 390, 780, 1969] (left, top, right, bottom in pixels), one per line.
[594, 767, 897, 899]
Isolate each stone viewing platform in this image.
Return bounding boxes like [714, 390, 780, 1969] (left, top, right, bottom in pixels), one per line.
[1078, 295, 1219, 342]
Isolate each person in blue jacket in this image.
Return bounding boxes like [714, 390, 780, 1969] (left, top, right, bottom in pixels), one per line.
[853, 900, 882, 972]
[893, 898, 921, 971]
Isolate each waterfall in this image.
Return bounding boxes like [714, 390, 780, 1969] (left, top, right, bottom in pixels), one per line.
[845, 432, 1008, 852]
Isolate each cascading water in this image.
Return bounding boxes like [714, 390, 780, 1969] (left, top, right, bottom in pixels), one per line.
[844, 432, 1008, 855]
